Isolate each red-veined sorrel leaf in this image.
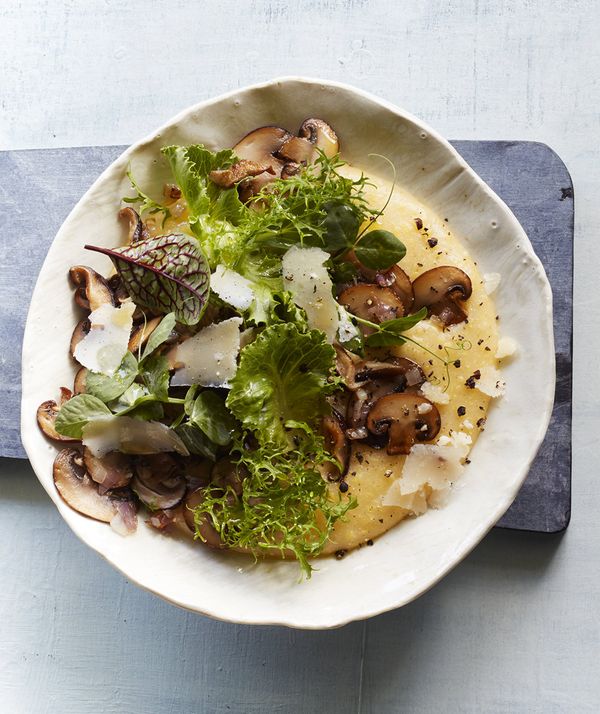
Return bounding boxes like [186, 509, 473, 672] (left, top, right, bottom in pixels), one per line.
[86, 234, 210, 325]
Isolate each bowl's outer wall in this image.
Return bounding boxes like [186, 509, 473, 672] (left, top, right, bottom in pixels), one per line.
[21, 78, 555, 628]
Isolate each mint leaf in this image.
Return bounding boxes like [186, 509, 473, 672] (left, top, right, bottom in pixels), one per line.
[85, 352, 138, 403]
[140, 312, 176, 362]
[189, 391, 236, 446]
[354, 229, 406, 270]
[86, 234, 210, 325]
[55, 394, 111, 438]
[226, 323, 337, 446]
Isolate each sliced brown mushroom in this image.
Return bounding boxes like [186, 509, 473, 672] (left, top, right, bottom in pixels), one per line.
[209, 159, 273, 188]
[334, 345, 363, 390]
[69, 266, 115, 312]
[83, 447, 133, 492]
[183, 488, 225, 548]
[412, 266, 472, 326]
[73, 367, 87, 394]
[128, 316, 163, 354]
[276, 135, 315, 164]
[321, 414, 350, 481]
[106, 274, 132, 307]
[346, 358, 426, 439]
[233, 125, 291, 173]
[37, 388, 76, 442]
[280, 162, 301, 179]
[366, 394, 441, 455]
[132, 454, 187, 510]
[346, 253, 415, 315]
[338, 284, 404, 333]
[298, 118, 339, 158]
[181, 457, 213, 492]
[118, 207, 148, 244]
[70, 318, 90, 355]
[53, 448, 137, 529]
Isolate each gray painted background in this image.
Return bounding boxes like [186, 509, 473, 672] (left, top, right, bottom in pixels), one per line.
[0, 1, 597, 713]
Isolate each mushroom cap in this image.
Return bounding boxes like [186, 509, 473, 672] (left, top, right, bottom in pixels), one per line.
[412, 266, 473, 326]
[345, 358, 426, 439]
[233, 125, 290, 173]
[298, 118, 339, 158]
[345, 253, 415, 315]
[132, 454, 187, 510]
[73, 367, 87, 394]
[118, 207, 148, 244]
[37, 388, 76, 442]
[277, 135, 315, 164]
[53, 448, 136, 524]
[83, 447, 133, 492]
[211, 458, 248, 497]
[338, 284, 405, 333]
[128, 316, 163, 354]
[366, 394, 441, 455]
[70, 318, 90, 356]
[321, 414, 350, 481]
[69, 265, 115, 312]
[209, 159, 273, 188]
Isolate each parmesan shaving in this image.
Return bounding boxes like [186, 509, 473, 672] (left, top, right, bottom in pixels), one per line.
[281, 246, 339, 342]
[73, 301, 135, 377]
[170, 317, 242, 387]
[82, 417, 189, 457]
[420, 381, 450, 405]
[474, 365, 506, 397]
[210, 265, 255, 310]
[496, 336, 518, 359]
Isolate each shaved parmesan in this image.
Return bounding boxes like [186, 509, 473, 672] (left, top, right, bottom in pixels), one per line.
[82, 417, 189, 457]
[401, 442, 467, 493]
[337, 305, 360, 344]
[381, 481, 428, 514]
[474, 365, 506, 397]
[210, 265, 254, 310]
[74, 302, 135, 376]
[483, 272, 501, 295]
[282, 246, 339, 342]
[170, 317, 242, 387]
[420, 381, 450, 405]
[496, 336, 518, 359]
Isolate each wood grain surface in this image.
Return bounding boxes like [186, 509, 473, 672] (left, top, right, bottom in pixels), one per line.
[1, 1, 598, 713]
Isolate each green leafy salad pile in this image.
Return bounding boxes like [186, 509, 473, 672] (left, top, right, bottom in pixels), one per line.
[55, 143, 426, 574]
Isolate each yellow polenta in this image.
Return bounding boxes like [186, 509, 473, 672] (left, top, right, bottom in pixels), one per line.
[323, 171, 501, 554]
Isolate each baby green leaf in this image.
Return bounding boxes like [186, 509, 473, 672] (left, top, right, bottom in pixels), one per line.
[85, 352, 138, 403]
[85, 234, 210, 325]
[140, 354, 170, 402]
[175, 423, 219, 460]
[354, 229, 406, 270]
[55, 394, 112, 438]
[363, 308, 427, 347]
[323, 201, 360, 252]
[140, 312, 177, 362]
[189, 391, 236, 446]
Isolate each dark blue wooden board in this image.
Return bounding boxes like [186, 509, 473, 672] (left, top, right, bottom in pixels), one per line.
[0, 141, 572, 533]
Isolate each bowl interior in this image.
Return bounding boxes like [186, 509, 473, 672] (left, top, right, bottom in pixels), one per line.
[21, 77, 554, 628]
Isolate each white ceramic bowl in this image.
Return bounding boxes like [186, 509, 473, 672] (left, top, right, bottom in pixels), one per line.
[21, 77, 554, 628]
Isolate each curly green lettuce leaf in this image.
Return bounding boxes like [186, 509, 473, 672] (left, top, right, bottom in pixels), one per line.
[226, 323, 338, 446]
[86, 234, 210, 325]
[161, 144, 245, 266]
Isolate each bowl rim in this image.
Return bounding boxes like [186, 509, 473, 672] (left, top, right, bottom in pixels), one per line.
[21, 76, 555, 628]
